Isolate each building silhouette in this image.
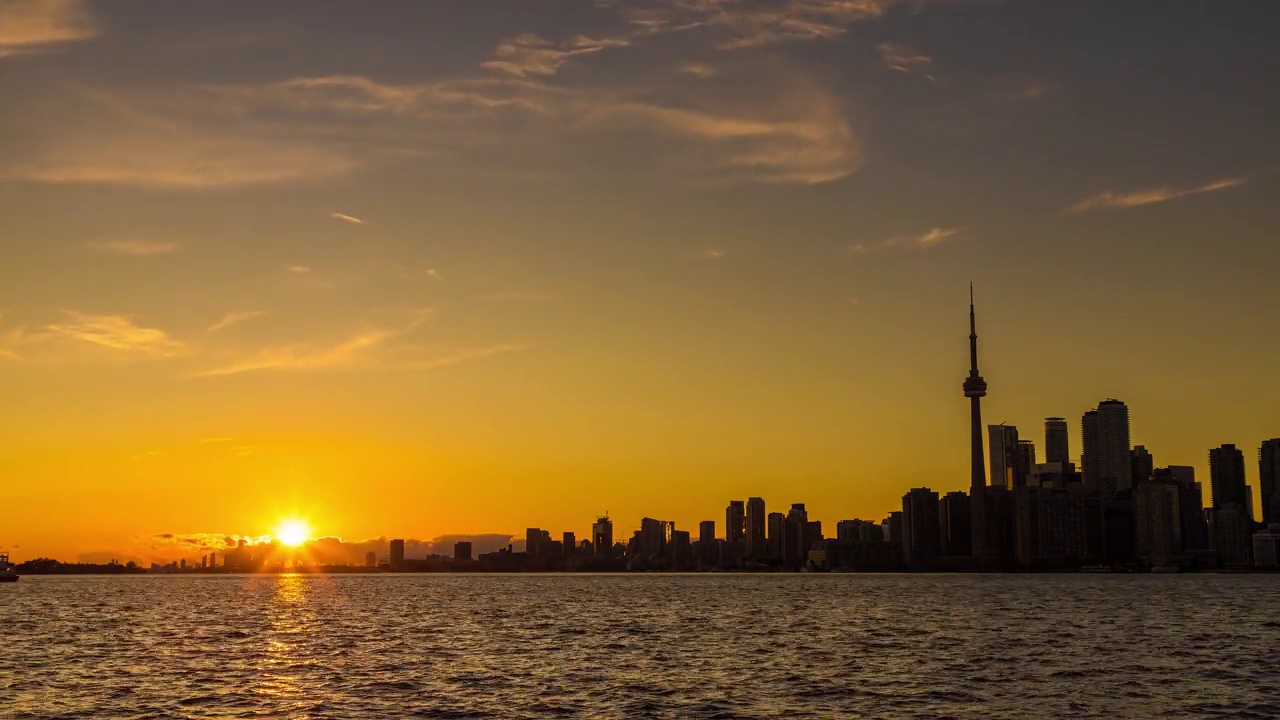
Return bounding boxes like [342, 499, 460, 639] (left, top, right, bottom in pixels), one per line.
[745, 497, 766, 558]
[1014, 484, 1100, 567]
[1131, 445, 1154, 488]
[699, 520, 716, 544]
[782, 503, 810, 569]
[1132, 480, 1180, 567]
[1045, 417, 1070, 465]
[1260, 439, 1280, 527]
[1082, 399, 1132, 502]
[939, 491, 972, 557]
[1209, 444, 1253, 567]
[390, 538, 405, 567]
[766, 512, 784, 559]
[989, 424, 1020, 489]
[454, 542, 472, 562]
[364, 551, 376, 567]
[901, 488, 941, 569]
[562, 532, 575, 558]
[725, 500, 745, 542]
[592, 515, 613, 557]
[1154, 466, 1209, 553]
[1016, 440, 1036, 488]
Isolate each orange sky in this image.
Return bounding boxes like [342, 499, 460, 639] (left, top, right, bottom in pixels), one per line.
[1, 0, 1277, 563]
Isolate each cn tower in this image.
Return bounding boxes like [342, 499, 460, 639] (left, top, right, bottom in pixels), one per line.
[964, 283, 988, 491]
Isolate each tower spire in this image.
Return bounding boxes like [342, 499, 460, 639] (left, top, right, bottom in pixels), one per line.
[963, 284, 988, 492]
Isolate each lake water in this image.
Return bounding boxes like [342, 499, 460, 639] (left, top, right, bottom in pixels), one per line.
[2, 574, 1278, 718]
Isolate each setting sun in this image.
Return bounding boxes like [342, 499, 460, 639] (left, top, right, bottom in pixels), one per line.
[274, 520, 312, 548]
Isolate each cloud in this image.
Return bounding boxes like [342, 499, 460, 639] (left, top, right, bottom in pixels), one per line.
[285, 265, 312, 274]
[916, 227, 960, 247]
[0, 0, 99, 58]
[678, 61, 718, 78]
[192, 311, 435, 377]
[330, 212, 366, 225]
[207, 310, 266, 332]
[628, 0, 899, 50]
[878, 41, 932, 75]
[426, 268, 442, 280]
[1065, 176, 1249, 214]
[4, 311, 186, 359]
[85, 239, 179, 256]
[702, 248, 727, 259]
[481, 33, 631, 77]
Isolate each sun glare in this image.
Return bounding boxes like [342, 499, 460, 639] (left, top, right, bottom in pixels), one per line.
[274, 519, 312, 548]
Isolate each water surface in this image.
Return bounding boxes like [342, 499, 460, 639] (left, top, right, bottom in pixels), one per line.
[3, 574, 1278, 718]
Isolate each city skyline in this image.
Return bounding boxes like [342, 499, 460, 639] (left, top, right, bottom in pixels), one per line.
[3, 1, 1279, 563]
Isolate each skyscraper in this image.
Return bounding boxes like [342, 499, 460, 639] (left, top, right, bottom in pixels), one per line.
[454, 541, 473, 561]
[1260, 439, 1280, 527]
[1016, 440, 1036, 488]
[766, 512, 785, 559]
[725, 500, 745, 542]
[939, 491, 972, 557]
[989, 424, 1020, 489]
[1082, 399, 1131, 501]
[1045, 417, 1070, 465]
[562, 532, 575, 558]
[1209, 444, 1252, 567]
[745, 497, 766, 558]
[782, 503, 809, 569]
[390, 538, 405, 566]
[901, 488, 941, 569]
[699, 520, 716, 544]
[963, 284, 989, 559]
[1131, 445, 1154, 488]
[592, 515, 613, 557]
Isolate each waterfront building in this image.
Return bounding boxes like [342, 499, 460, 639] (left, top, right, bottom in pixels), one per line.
[454, 542, 473, 562]
[365, 551, 376, 567]
[766, 512, 785, 559]
[901, 488, 941, 570]
[1013, 484, 1100, 567]
[1260, 439, 1280, 527]
[746, 497, 766, 558]
[699, 520, 716, 544]
[1082, 399, 1132, 501]
[593, 515, 613, 557]
[989, 424, 1020, 490]
[726, 500, 745, 542]
[1045, 417, 1070, 465]
[390, 538, 405, 566]
[939, 491, 972, 557]
[1253, 524, 1280, 568]
[1210, 444, 1253, 567]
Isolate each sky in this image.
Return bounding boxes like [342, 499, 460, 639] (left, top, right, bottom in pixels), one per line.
[1, 0, 1278, 564]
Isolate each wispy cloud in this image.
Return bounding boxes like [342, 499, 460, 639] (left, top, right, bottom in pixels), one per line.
[85, 239, 179, 256]
[330, 212, 366, 225]
[207, 310, 266, 333]
[916, 227, 960, 247]
[481, 33, 630, 77]
[285, 265, 312, 275]
[702, 248, 727, 259]
[426, 268, 442, 280]
[3, 311, 185, 359]
[848, 226, 961, 255]
[192, 312, 434, 377]
[878, 41, 933, 78]
[0, 0, 99, 58]
[678, 61, 718, 78]
[1065, 177, 1249, 214]
[628, 0, 899, 50]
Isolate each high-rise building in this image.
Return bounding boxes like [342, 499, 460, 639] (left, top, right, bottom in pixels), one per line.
[390, 538, 405, 566]
[901, 488, 941, 569]
[726, 501, 745, 542]
[1132, 481, 1180, 568]
[1082, 400, 1132, 501]
[1210, 444, 1252, 566]
[525, 528, 543, 559]
[885, 511, 903, 546]
[963, 284, 990, 560]
[837, 519, 884, 542]
[562, 532, 575, 558]
[699, 520, 716, 544]
[939, 491, 972, 557]
[1016, 441, 1036, 488]
[454, 541, 473, 562]
[592, 515, 613, 557]
[1045, 417, 1070, 465]
[1154, 466, 1209, 552]
[745, 497, 766, 558]
[766, 512, 785, 559]
[365, 551, 377, 567]
[989, 424, 1020, 490]
[1131, 445, 1154, 488]
[639, 518, 667, 560]
[670, 530, 692, 570]
[1260, 439, 1280, 527]
[782, 503, 809, 569]
[1013, 484, 1100, 567]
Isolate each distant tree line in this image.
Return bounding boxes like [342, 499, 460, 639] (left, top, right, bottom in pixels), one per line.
[16, 558, 147, 575]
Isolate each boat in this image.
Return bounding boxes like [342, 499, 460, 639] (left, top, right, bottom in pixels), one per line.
[0, 552, 18, 582]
